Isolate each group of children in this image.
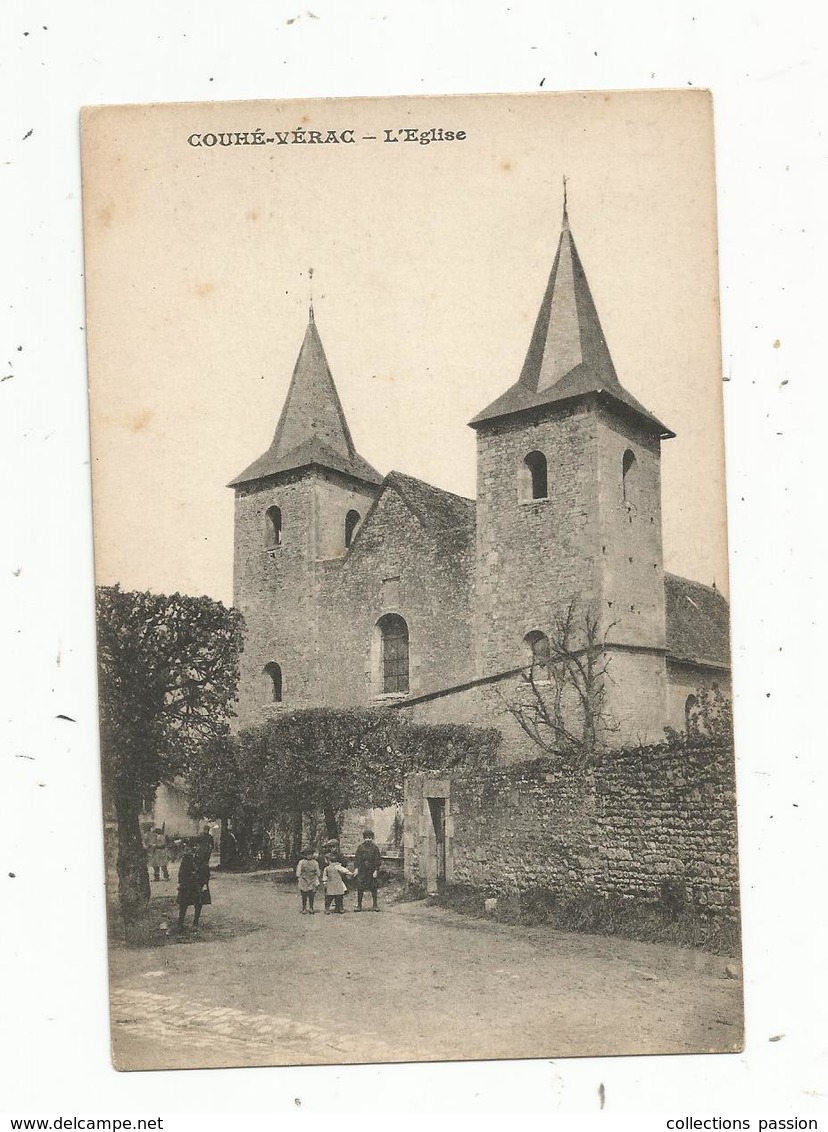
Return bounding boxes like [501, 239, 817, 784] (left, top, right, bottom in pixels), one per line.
[295, 828, 383, 915]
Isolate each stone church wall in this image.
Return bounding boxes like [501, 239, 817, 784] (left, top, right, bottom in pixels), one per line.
[405, 680, 564, 766]
[593, 410, 669, 744]
[474, 403, 600, 678]
[233, 472, 321, 728]
[316, 486, 475, 705]
[404, 656, 669, 766]
[233, 466, 379, 727]
[594, 408, 666, 651]
[602, 648, 670, 747]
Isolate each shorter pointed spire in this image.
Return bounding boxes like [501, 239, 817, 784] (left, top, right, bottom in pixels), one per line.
[229, 303, 383, 488]
[269, 312, 354, 461]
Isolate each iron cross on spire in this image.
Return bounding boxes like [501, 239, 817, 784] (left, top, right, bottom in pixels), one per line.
[562, 174, 570, 229]
[308, 266, 315, 322]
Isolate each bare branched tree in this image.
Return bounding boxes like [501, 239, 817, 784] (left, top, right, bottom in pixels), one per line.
[500, 599, 618, 770]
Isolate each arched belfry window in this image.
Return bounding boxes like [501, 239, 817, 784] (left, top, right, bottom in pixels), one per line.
[524, 630, 551, 682]
[265, 505, 282, 548]
[345, 509, 361, 549]
[622, 449, 638, 506]
[522, 451, 548, 501]
[377, 613, 409, 694]
[263, 662, 283, 703]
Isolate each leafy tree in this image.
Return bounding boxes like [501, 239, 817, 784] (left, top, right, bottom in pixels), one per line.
[185, 733, 242, 824]
[218, 709, 499, 853]
[184, 733, 252, 865]
[96, 585, 243, 942]
[500, 599, 617, 771]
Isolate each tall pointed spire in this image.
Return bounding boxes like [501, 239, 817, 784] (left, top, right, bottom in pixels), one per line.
[470, 191, 673, 437]
[517, 186, 618, 396]
[229, 303, 382, 488]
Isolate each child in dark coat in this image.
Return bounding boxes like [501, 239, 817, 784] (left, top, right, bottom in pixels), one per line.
[353, 829, 382, 911]
[177, 849, 210, 931]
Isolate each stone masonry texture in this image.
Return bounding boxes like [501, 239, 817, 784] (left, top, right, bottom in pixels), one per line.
[233, 466, 475, 729]
[473, 398, 669, 745]
[233, 466, 379, 729]
[404, 745, 739, 928]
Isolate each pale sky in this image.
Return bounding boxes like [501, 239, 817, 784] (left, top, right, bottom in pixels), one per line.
[82, 90, 728, 606]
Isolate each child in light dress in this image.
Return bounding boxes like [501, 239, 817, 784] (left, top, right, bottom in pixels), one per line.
[295, 847, 320, 914]
[322, 854, 353, 914]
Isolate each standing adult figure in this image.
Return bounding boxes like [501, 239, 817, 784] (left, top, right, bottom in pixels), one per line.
[141, 821, 152, 876]
[148, 826, 170, 882]
[177, 846, 210, 932]
[353, 829, 382, 912]
[220, 825, 238, 868]
[197, 825, 215, 865]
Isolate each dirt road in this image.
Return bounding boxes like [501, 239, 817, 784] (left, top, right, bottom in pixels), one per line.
[108, 870, 742, 1070]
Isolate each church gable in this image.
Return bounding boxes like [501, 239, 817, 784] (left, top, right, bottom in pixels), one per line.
[316, 472, 476, 703]
[345, 471, 475, 569]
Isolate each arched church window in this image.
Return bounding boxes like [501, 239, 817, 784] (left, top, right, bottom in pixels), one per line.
[265, 505, 282, 548]
[263, 662, 283, 703]
[685, 693, 698, 735]
[522, 451, 548, 501]
[622, 449, 638, 506]
[377, 613, 409, 694]
[345, 509, 361, 548]
[524, 630, 551, 682]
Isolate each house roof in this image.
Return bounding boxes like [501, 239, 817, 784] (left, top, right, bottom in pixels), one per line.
[664, 573, 731, 668]
[469, 205, 674, 438]
[229, 310, 383, 488]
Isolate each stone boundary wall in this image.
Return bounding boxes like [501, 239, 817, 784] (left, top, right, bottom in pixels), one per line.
[596, 745, 739, 920]
[404, 745, 739, 925]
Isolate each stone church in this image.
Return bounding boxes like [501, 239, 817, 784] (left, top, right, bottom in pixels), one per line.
[229, 204, 730, 757]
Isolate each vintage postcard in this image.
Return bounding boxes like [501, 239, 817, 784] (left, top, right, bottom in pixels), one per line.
[81, 90, 740, 1071]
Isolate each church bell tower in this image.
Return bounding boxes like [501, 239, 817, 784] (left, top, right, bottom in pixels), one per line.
[470, 194, 675, 743]
[229, 303, 382, 728]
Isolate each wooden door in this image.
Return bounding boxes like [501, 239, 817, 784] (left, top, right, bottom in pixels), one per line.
[427, 797, 446, 889]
